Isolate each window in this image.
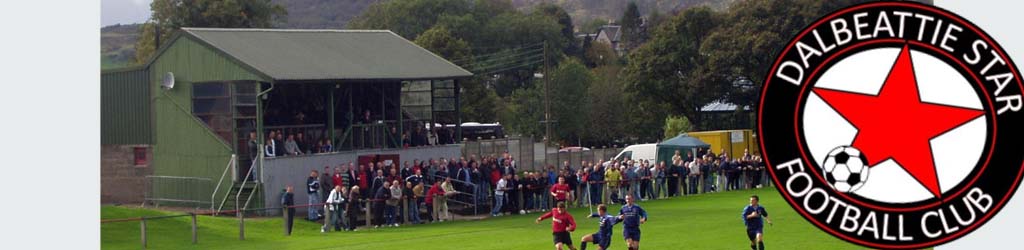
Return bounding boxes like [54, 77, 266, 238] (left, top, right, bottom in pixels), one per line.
[133, 147, 147, 166]
[617, 151, 632, 161]
[431, 79, 457, 112]
[192, 82, 235, 144]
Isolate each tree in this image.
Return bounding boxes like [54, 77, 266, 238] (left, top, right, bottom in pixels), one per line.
[580, 19, 609, 34]
[619, 2, 643, 51]
[414, 26, 498, 123]
[584, 65, 629, 145]
[502, 58, 593, 143]
[502, 87, 544, 138]
[584, 41, 617, 68]
[414, 26, 471, 63]
[546, 58, 594, 144]
[534, 3, 578, 56]
[348, 0, 472, 39]
[646, 5, 667, 31]
[701, 0, 873, 117]
[663, 115, 693, 139]
[135, 0, 287, 63]
[622, 6, 723, 130]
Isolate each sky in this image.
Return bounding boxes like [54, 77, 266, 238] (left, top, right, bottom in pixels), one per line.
[101, 0, 151, 26]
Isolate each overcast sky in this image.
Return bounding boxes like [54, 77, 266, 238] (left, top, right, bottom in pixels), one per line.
[101, 0, 151, 26]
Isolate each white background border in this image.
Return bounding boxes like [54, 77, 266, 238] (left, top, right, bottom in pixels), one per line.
[934, 0, 1024, 248]
[0, 0, 1017, 249]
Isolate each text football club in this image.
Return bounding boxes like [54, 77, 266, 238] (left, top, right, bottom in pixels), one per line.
[758, 1, 1024, 249]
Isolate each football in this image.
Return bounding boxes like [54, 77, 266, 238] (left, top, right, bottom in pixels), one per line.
[821, 146, 870, 193]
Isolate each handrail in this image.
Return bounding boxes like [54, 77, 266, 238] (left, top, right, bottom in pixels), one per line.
[216, 158, 256, 215]
[242, 184, 259, 212]
[211, 155, 237, 213]
[241, 156, 261, 212]
[234, 157, 257, 216]
[425, 173, 479, 212]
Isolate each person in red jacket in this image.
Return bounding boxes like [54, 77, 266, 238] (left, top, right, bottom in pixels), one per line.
[425, 179, 445, 222]
[551, 176, 571, 204]
[332, 166, 344, 190]
[536, 202, 578, 250]
[490, 166, 502, 187]
[358, 164, 369, 196]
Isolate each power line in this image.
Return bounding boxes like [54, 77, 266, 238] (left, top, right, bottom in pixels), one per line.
[477, 58, 544, 75]
[469, 42, 543, 52]
[451, 47, 543, 65]
[469, 54, 543, 72]
[456, 49, 543, 68]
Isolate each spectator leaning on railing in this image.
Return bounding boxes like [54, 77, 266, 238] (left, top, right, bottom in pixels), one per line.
[414, 182, 426, 222]
[274, 131, 286, 158]
[306, 170, 321, 221]
[372, 180, 391, 228]
[426, 179, 445, 222]
[440, 177, 455, 221]
[345, 186, 361, 231]
[322, 185, 345, 233]
[285, 134, 302, 156]
[605, 165, 621, 204]
[492, 173, 509, 217]
[387, 181, 402, 227]
[264, 131, 277, 158]
[405, 181, 421, 224]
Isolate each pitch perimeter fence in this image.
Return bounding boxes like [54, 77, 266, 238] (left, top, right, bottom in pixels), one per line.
[461, 136, 625, 171]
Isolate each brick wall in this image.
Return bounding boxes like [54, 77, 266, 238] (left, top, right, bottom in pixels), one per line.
[101, 144, 152, 204]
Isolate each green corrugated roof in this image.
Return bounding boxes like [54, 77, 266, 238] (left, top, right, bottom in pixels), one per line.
[182, 28, 473, 81]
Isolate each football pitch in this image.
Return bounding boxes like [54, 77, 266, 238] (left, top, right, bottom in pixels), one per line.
[101, 186, 861, 249]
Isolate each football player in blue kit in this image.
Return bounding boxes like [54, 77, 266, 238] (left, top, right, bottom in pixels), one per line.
[580, 204, 620, 250]
[618, 195, 647, 250]
[742, 195, 773, 250]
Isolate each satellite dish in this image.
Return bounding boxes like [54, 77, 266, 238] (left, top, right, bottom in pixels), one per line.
[161, 72, 175, 90]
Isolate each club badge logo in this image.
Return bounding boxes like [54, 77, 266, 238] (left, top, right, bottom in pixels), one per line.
[758, 2, 1024, 248]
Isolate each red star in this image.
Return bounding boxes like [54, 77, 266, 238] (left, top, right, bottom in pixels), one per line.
[814, 45, 984, 197]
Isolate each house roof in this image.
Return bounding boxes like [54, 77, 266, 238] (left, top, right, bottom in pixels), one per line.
[181, 28, 473, 81]
[597, 25, 621, 42]
[701, 100, 751, 112]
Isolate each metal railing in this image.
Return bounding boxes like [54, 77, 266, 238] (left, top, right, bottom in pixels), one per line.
[145, 176, 214, 207]
[212, 155, 237, 212]
[235, 158, 259, 216]
[425, 173, 480, 215]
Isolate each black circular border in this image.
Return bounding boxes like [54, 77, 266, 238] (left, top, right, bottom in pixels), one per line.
[758, 1, 1024, 249]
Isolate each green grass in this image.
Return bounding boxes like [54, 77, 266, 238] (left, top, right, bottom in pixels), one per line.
[101, 186, 861, 249]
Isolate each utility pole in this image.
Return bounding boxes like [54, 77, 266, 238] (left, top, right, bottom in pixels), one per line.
[543, 41, 552, 145]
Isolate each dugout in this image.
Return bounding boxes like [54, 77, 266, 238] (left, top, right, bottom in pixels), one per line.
[101, 28, 472, 208]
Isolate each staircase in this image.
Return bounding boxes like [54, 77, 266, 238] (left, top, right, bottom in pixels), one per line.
[217, 182, 260, 215]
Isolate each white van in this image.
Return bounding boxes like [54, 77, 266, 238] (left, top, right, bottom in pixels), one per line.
[613, 143, 657, 163]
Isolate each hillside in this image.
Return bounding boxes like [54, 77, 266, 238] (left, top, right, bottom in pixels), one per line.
[101, 23, 141, 69]
[100, 0, 732, 68]
[513, 0, 734, 28]
[271, 0, 374, 29]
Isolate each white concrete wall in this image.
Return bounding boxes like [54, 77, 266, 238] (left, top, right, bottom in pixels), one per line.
[260, 145, 461, 214]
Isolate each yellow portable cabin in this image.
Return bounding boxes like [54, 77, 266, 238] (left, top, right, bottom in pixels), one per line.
[687, 130, 760, 159]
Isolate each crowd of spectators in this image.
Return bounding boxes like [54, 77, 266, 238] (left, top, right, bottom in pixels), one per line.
[279, 148, 768, 234]
[248, 123, 455, 163]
